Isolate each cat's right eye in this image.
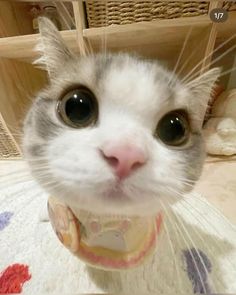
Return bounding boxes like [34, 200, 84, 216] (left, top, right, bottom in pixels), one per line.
[57, 87, 98, 128]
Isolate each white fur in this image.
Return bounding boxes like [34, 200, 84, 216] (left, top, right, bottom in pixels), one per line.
[23, 18, 220, 217]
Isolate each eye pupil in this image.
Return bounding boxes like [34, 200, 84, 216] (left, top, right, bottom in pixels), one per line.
[65, 93, 92, 124]
[58, 87, 98, 128]
[156, 111, 189, 146]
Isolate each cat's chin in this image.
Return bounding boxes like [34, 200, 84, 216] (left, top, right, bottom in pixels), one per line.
[66, 194, 165, 217]
[103, 185, 131, 202]
[90, 199, 164, 217]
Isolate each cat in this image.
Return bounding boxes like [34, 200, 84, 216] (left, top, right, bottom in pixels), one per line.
[23, 17, 220, 217]
[21, 17, 234, 294]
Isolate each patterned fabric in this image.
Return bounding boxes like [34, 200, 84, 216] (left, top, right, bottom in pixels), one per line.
[1, 161, 236, 294]
[0, 210, 31, 293]
[0, 264, 31, 294]
[0, 212, 13, 231]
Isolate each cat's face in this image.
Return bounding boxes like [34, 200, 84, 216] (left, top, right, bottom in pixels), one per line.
[23, 18, 219, 216]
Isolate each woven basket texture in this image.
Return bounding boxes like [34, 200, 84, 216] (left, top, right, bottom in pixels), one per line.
[85, 1, 209, 28]
[85, 1, 236, 28]
[0, 116, 21, 159]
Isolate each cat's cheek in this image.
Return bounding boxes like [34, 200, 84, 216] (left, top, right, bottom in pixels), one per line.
[45, 132, 114, 186]
[151, 158, 189, 200]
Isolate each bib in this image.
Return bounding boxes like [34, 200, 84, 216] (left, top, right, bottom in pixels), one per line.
[48, 196, 163, 270]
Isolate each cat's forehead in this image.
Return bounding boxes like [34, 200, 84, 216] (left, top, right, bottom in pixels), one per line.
[86, 54, 180, 107]
[101, 55, 171, 104]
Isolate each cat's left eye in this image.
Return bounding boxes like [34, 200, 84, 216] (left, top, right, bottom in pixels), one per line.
[57, 87, 98, 128]
[155, 110, 190, 146]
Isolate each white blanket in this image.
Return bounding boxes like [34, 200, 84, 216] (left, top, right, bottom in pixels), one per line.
[1, 160, 236, 294]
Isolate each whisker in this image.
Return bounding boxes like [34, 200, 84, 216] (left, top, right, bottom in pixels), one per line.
[167, 189, 236, 278]
[160, 202, 184, 292]
[0, 182, 41, 202]
[159, 200, 208, 293]
[218, 65, 236, 80]
[191, 194, 236, 230]
[172, 33, 234, 86]
[169, 26, 193, 86]
[185, 48, 236, 84]
[0, 179, 34, 190]
[1, 185, 43, 213]
[0, 168, 31, 177]
[54, 2, 76, 30]
[0, 132, 23, 137]
[104, 0, 108, 58]
[23, 156, 49, 162]
[86, 37, 94, 56]
[166, 187, 236, 268]
[169, 186, 235, 234]
[36, 178, 64, 192]
[182, 36, 236, 83]
[174, 207, 220, 292]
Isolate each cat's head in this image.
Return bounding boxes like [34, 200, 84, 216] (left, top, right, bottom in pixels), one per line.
[23, 18, 220, 216]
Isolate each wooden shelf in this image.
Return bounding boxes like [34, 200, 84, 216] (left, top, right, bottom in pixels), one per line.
[0, 30, 78, 63]
[0, 11, 235, 67]
[0, 15, 211, 64]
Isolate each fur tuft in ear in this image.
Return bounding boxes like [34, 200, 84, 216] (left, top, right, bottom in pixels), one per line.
[186, 67, 221, 125]
[33, 17, 74, 77]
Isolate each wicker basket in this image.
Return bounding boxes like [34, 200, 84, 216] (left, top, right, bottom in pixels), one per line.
[0, 114, 21, 160]
[85, 1, 236, 28]
[85, 1, 209, 28]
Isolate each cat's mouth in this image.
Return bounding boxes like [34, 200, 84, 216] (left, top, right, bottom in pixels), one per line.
[103, 183, 131, 202]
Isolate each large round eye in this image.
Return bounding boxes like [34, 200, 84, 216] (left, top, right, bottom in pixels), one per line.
[57, 87, 98, 128]
[155, 110, 190, 146]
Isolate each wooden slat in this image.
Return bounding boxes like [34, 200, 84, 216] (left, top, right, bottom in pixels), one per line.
[208, 0, 223, 11]
[72, 0, 87, 55]
[0, 30, 79, 63]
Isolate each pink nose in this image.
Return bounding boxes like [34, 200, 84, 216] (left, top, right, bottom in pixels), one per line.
[101, 144, 147, 179]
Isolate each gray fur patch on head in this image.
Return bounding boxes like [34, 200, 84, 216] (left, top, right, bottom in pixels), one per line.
[27, 145, 44, 158]
[23, 95, 62, 162]
[183, 248, 212, 294]
[182, 133, 205, 186]
[33, 97, 62, 140]
[34, 110, 60, 140]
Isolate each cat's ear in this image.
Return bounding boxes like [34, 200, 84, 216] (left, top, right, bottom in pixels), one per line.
[34, 17, 74, 77]
[186, 67, 221, 125]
